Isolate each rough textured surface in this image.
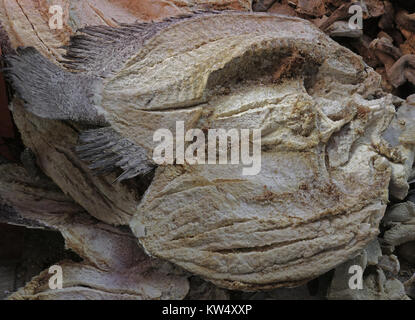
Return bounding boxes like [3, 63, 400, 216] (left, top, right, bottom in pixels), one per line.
[5, 11, 415, 291]
[0, 163, 189, 300]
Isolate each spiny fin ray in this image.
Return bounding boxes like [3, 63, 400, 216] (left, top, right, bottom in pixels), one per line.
[76, 127, 155, 183]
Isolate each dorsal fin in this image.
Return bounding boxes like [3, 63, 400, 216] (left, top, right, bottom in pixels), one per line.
[60, 10, 222, 77]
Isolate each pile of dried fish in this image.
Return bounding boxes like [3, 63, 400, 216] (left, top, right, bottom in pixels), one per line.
[0, 0, 414, 300]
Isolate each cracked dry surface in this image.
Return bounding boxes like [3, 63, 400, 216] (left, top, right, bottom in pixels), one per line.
[125, 14, 411, 290]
